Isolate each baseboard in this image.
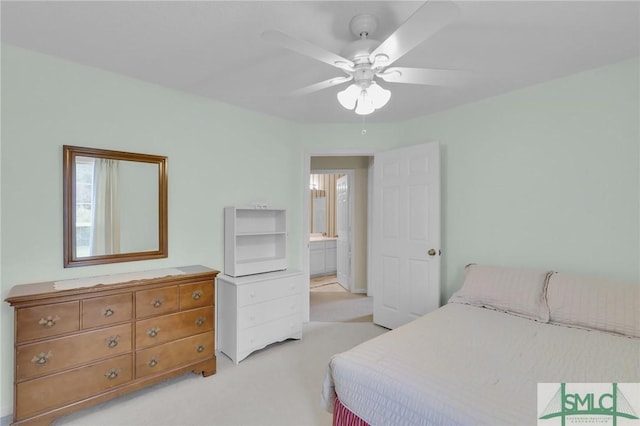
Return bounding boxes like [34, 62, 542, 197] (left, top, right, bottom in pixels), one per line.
[350, 289, 367, 294]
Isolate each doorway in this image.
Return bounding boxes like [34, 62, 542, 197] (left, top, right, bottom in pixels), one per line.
[305, 155, 374, 323]
[302, 143, 442, 328]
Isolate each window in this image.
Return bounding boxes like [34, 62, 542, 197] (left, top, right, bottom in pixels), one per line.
[75, 156, 94, 257]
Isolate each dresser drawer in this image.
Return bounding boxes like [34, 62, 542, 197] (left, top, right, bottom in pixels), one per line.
[238, 294, 301, 330]
[238, 313, 302, 354]
[16, 324, 132, 381]
[136, 286, 178, 318]
[237, 275, 301, 307]
[135, 331, 214, 378]
[180, 281, 214, 310]
[82, 293, 132, 329]
[15, 354, 132, 420]
[16, 301, 80, 343]
[136, 307, 213, 349]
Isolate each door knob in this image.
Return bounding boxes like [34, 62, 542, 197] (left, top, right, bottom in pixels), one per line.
[428, 249, 437, 257]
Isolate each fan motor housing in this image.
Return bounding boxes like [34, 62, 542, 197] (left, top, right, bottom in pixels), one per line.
[341, 38, 379, 64]
[350, 14, 378, 38]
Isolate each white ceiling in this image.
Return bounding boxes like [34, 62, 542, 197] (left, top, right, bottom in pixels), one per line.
[2, 1, 639, 123]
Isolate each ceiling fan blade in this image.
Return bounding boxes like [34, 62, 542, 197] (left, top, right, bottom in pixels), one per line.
[377, 67, 471, 86]
[262, 30, 354, 72]
[289, 75, 353, 97]
[370, 0, 460, 67]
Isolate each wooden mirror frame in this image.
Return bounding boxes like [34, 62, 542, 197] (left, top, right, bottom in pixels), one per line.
[63, 145, 168, 267]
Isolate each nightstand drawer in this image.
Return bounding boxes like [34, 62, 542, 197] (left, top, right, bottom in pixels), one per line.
[136, 307, 213, 349]
[16, 301, 80, 343]
[16, 354, 132, 420]
[238, 294, 301, 330]
[135, 331, 214, 378]
[82, 293, 132, 329]
[16, 323, 132, 381]
[136, 286, 178, 318]
[238, 313, 302, 353]
[237, 275, 300, 307]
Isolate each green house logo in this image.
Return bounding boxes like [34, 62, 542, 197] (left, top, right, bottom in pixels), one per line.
[539, 383, 639, 426]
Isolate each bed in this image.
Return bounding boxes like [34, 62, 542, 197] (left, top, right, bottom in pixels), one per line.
[322, 265, 640, 425]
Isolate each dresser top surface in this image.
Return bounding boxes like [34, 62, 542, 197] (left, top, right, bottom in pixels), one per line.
[5, 265, 219, 304]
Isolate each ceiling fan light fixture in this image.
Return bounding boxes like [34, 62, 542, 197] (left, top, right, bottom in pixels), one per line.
[366, 82, 391, 109]
[337, 83, 361, 110]
[338, 81, 391, 115]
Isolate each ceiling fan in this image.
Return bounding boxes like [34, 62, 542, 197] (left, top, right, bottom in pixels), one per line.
[262, 0, 467, 116]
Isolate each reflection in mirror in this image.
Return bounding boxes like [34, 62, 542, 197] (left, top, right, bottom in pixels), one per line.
[64, 146, 168, 267]
[312, 196, 326, 234]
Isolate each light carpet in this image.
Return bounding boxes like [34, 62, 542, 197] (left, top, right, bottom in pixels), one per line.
[309, 290, 373, 323]
[51, 322, 387, 426]
[309, 275, 338, 289]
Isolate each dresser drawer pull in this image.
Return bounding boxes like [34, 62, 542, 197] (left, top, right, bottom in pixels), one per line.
[103, 307, 115, 317]
[38, 315, 60, 328]
[31, 351, 52, 366]
[196, 345, 205, 353]
[146, 327, 160, 338]
[148, 357, 159, 368]
[104, 368, 121, 380]
[195, 316, 206, 327]
[106, 335, 120, 348]
[152, 298, 165, 308]
[192, 290, 203, 300]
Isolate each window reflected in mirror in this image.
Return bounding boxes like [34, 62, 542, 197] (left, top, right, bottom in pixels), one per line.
[63, 146, 167, 267]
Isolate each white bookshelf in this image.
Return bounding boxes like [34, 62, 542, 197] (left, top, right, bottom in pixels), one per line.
[224, 207, 287, 277]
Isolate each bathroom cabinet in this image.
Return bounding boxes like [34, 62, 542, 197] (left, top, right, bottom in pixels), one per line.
[310, 239, 337, 277]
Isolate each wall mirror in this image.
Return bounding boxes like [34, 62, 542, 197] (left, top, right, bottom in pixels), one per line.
[63, 145, 168, 267]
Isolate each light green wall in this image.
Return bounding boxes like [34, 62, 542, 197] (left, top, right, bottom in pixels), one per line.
[0, 45, 302, 415]
[1, 45, 638, 417]
[400, 58, 640, 300]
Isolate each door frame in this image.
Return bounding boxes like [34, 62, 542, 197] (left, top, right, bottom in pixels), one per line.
[302, 149, 375, 322]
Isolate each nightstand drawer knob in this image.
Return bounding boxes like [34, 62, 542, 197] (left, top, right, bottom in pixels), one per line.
[196, 345, 205, 353]
[192, 290, 203, 300]
[195, 316, 206, 327]
[152, 298, 164, 308]
[148, 357, 159, 368]
[103, 307, 115, 317]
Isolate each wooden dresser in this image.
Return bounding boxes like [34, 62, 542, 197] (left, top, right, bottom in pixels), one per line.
[5, 265, 218, 426]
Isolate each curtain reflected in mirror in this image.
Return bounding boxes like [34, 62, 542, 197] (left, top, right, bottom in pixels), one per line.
[64, 146, 167, 267]
[312, 196, 326, 234]
[309, 173, 344, 237]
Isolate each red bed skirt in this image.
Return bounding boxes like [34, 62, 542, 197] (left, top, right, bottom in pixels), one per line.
[333, 397, 370, 426]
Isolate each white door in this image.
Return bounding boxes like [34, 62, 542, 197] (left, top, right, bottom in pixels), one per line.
[372, 142, 441, 329]
[336, 175, 351, 290]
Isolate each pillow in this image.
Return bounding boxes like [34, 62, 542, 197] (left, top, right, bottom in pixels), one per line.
[448, 264, 553, 322]
[546, 272, 640, 337]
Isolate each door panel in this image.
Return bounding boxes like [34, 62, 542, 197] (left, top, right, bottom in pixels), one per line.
[373, 142, 441, 329]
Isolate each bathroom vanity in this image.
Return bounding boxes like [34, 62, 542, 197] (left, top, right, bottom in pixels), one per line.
[309, 236, 337, 277]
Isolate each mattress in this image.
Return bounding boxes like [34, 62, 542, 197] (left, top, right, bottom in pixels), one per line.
[322, 303, 640, 425]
